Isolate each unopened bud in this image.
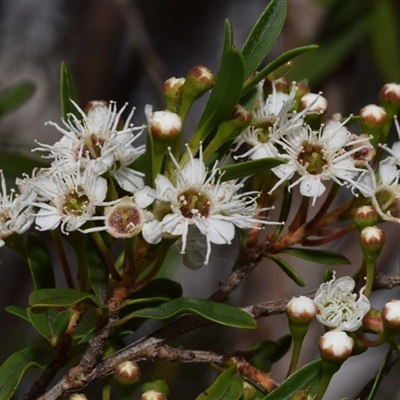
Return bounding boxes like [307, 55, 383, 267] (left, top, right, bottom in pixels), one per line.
[379, 83, 400, 114]
[163, 77, 185, 112]
[83, 100, 108, 114]
[353, 206, 378, 230]
[105, 197, 144, 238]
[360, 104, 387, 144]
[140, 376, 169, 397]
[241, 381, 257, 400]
[360, 226, 385, 260]
[141, 390, 166, 400]
[69, 395, 88, 400]
[114, 361, 141, 387]
[263, 77, 290, 96]
[319, 331, 354, 362]
[286, 296, 317, 324]
[300, 93, 328, 115]
[382, 299, 400, 332]
[145, 105, 182, 139]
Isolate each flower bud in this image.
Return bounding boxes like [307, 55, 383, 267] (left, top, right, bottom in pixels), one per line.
[382, 299, 400, 331]
[114, 361, 141, 387]
[241, 381, 258, 400]
[353, 205, 378, 230]
[360, 104, 387, 144]
[286, 296, 317, 324]
[163, 77, 185, 112]
[319, 331, 354, 362]
[105, 197, 145, 238]
[300, 92, 328, 127]
[145, 105, 182, 139]
[83, 100, 109, 114]
[69, 395, 88, 400]
[359, 226, 385, 260]
[379, 83, 400, 114]
[263, 77, 290, 96]
[140, 376, 169, 397]
[141, 390, 167, 400]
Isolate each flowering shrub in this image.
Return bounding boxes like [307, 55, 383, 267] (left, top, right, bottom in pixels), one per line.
[1, 0, 400, 399]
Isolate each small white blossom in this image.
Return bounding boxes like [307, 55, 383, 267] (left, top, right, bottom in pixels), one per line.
[26, 162, 107, 234]
[314, 274, 370, 332]
[135, 146, 280, 265]
[270, 120, 367, 205]
[0, 171, 36, 246]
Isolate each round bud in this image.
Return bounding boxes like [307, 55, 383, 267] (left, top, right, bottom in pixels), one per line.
[141, 390, 166, 400]
[69, 395, 88, 400]
[241, 381, 258, 400]
[379, 83, 400, 112]
[286, 296, 317, 323]
[145, 105, 182, 139]
[163, 77, 185, 111]
[319, 331, 354, 362]
[353, 206, 378, 230]
[359, 226, 385, 260]
[382, 299, 400, 331]
[300, 93, 328, 115]
[140, 376, 169, 397]
[114, 361, 141, 387]
[360, 104, 387, 126]
[345, 133, 375, 167]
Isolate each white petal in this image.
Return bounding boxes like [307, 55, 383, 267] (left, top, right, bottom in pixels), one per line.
[142, 219, 162, 244]
[299, 176, 326, 201]
[379, 157, 398, 186]
[181, 158, 206, 184]
[134, 186, 156, 208]
[113, 168, 144, 193]
[203, 218, 235, 245]
[35, 208, 62, 231]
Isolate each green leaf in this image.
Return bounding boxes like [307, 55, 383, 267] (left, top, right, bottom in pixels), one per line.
[87, 236, 109, 304]
[0, 347, 55, 400]
[242, 45, 318, 95]
[262, 359, 322, 400]
[218, 158, 286, 182]
[27, 308, 51, 340]
[265, 254, 305, 287]
[249, 335, 292, 373]
[282, 248, 350, 265]
[29, 288, 104, 313]
[4, 306, 29, 323]
[60, 61, 79, 120]
[241, 0, 287, 80]
[223, 19, 233, 54]
[133, 297, 257, 329]
[189, 48, 245, 156]
[196, 365, 243, 400]
[369, 1, 400, 82]
[27, 233, 55, 290]
[0, 81, 35, 117]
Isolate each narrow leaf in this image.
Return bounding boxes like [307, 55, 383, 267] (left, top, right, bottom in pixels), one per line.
[242, 45, 318, 95]
[218, 158, 286, 182]
[29, 288, 104, 313]
[133, 297, 257, 329]
[27, 233, 55, 290]
[262, 359, 322, 400]
[223, 19, 233, 54]
[4, 306, 29, 323]
[60, 61, 79, 120]
[189, 48, 245, 155]
[282, 248, 350, 265]
[265, 254, 305, 287]
[0, 81, 35, 116]
[196, 365, 243, 400]
[241, 0, 287, 79]
[0, 347, 55, 400]
[50, 310, 72, 341]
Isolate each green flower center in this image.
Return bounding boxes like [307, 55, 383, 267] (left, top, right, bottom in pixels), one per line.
[298, 141, 327, 175]
[178, 188, 211, 218]
[63, 190, 89, 216]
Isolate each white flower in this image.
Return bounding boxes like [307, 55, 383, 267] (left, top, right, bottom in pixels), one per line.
[319, 330, 354, 361]
[27, 162, 107, 233]
[34, 100, 145, 192]
[270, 120, 367, 205]
[135, 146, 279, 265]
[314, 274, 370, 332]
[382, 299, 400, 329]
[0, 171, 36, 246]
[356, 157, 400, 223]
[145, 104, 182, 138]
